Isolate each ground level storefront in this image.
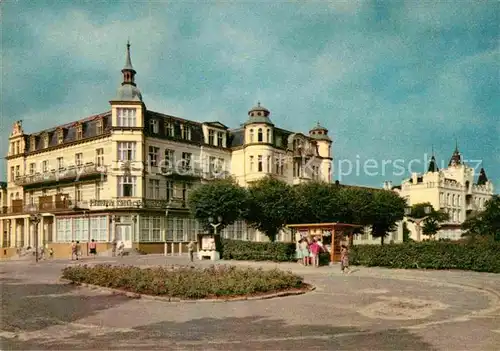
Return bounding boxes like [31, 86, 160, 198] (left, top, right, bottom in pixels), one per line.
[1, 209, 263, 259]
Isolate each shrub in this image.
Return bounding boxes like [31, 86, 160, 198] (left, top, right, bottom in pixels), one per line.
[221, 239, 296, 262]
[61, 264, 306, 299]
[350, 241, 500, 273]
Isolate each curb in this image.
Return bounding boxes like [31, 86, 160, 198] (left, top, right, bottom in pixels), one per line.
[59, 279, 315, 303]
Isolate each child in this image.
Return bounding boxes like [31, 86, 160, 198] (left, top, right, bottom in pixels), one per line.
[340, 244, 351, 274]
[49, 247, 54, 259]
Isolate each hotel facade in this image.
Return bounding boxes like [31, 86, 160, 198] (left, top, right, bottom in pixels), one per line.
[386, 147, 494, 241]
[0, 43, 332, 258]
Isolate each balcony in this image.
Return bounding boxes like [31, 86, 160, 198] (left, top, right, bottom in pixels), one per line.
[88, 197, 187, 210]
[0, 195, 73, 215]
[203, 170, 231, 180]
[159, 165, 203, 179]
[14, 163, 107, 188]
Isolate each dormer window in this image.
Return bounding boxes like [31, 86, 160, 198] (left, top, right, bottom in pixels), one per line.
[76, 123, 83, 140]
[96, 118, 103, 134]
[149, 119, 159, 134]
[181, 125, 191, 140]
[217, 131, 224, 147]
[208, 130, 215, 145]
[43, 133, 49, 148]
[165, 122, 174, 137]
[30, 136, 36, 151]
[57, 128, 64, 144]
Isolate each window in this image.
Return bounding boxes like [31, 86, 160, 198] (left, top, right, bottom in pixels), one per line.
[175, 218, 185, 241]
[258, 128, 263, 142]
[148, 179, 160, 199]
[74, 217, 88, 242]
[266, 129, 271, 143]
[140, 218, 150, 241]
[42, 160, 48, 172]
[209, 156, 216, 173]
[15, 165, 20, 178]
[29, 163, 36, 175]
[181, 125, 191, 140]
[43, 133, 49, 148]
[117, 142, 136, 161]
[149, 119, 159, 134]
[164, 149, 175, 168]
[249, 156, 254, 172]
[117, 176, 136, 197]
[75, 153, 83, 166]
[249, 129, 254, 143]
[166, 217, 174, 241]
[182, 183, 191, 202]
[57, 157, 64, 169]
[217, 132, 224, 147]
[217, 158, 225, 172]
[30, 136, 36, 151]
[235, 220, 244, 240]
[258, 155, 263, 172]
[57, 129, 64, 144]
[152, 217, 161, 241]
[148, 146, 159, 167]
[117, 108, 137, 127]
[165, 122, 174, 137]
[75, 185, 82, 201]
[95, 181, 104, 200]
[56, 218, 72, 242]
[166, 181, 173, 200]
[10, 167, 14, 181]
[266, 156, 271, 173]
[181, 152, 192, 168]
[76, 124, 83, 140]
[90, 216, 108, 242]
[96, 119, 103, 134]
[208, 130, 215, 145]
[96, 148, 104, 167]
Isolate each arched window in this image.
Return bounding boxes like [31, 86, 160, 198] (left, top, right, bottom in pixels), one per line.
[15, 192, 19, 199]
[447, 194, 450, 205]
[249, 129, 254, 143]
[452, 194, 456, 206]
[258, 128, 263, 142]
[266, 129, 271, 143]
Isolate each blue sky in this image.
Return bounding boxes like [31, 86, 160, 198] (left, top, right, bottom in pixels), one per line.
[2, 1, 499, 191]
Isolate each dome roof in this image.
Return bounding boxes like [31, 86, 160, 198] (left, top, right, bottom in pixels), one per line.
[309, 121, 331, 141]
[245, 101, 273, 126]
[116, 84, 143, 102]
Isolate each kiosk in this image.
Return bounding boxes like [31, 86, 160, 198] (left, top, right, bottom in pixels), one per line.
[286, 222, 362, 263]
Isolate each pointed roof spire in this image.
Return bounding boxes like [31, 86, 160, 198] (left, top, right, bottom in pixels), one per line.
[123, 39, 135, 71]
[428, 147, 439, 172]
[448, 140, 462, 166]
[477, 167, 488, 185]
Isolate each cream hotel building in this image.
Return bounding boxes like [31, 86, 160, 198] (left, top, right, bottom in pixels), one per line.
[0, 43, 333, 258]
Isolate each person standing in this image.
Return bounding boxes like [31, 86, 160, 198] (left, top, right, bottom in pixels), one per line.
[75, 241, 81, 260]
[71, 241, 77, 261]
[300, 239, 310, 266]
[187, 240, 195, 262]
[309, 239, 321, 268]
[111, 237, 117, 257]
[89, 239, 97, 258]
[340, 244, 351, 274]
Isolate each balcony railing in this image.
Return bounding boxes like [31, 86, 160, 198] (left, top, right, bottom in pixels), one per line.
[159, 165, 203, 179]
[0, 199, 73, 214]
[14, 163, 106, 186]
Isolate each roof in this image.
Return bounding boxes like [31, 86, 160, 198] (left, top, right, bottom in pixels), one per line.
[245, 102, 274, 126]
[477, 167, 488, 185]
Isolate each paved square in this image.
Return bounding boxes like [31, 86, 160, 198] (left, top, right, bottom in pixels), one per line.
[1, 255, 499, 350]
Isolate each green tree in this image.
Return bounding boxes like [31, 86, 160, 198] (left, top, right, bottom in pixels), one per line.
[402, 221, 411, 242]
[368, 190, 406, 245]
[408, 202, 449, 240]
[244, 176, 296, 242]
[462, 195, 500, 241]
[292, 181, 342, 223]
[187, 178, 249, 232]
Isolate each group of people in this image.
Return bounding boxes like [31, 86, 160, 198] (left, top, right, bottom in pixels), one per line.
[69, 238, 125, 260]
[296, 236, 351, 273]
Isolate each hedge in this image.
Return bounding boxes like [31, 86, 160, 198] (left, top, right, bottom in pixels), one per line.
[350, 241, 500, 273]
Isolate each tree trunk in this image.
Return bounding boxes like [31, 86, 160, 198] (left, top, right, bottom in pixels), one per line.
[380, 236, 385, 245]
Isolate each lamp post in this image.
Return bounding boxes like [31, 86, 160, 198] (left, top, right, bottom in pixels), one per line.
[132, 215, 137, 244]
[208, 216, 222, 235]
[29, 213, 42, 262]
[404, 205, 432, 241]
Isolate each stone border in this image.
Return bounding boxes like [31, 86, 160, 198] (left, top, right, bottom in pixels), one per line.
[59, 279, 315, 303]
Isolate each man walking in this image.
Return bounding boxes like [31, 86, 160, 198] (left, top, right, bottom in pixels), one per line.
[187, 240, 195, 262]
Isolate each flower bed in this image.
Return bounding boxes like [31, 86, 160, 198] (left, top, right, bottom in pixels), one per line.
[61, 264, 308, 299]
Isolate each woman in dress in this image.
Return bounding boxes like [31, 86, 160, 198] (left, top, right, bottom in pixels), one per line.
[340, 244, 351, 274]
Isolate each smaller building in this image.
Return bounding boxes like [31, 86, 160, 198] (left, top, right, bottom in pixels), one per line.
[388, 145, 494, 241]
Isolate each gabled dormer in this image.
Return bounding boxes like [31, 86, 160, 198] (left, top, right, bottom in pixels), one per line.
[96, 117, 104, 134]
[75, 122, 83, 140]
[29, 135, 36, 152]
[42, 132, 49, 148]
[57, 127, 66, 144]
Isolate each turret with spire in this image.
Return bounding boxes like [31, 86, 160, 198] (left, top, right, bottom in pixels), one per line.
[448, 140, 462, 166]
[477, 167, 489, 185]
[114, 41, 142, 102]
[428, 146, 439, 172]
